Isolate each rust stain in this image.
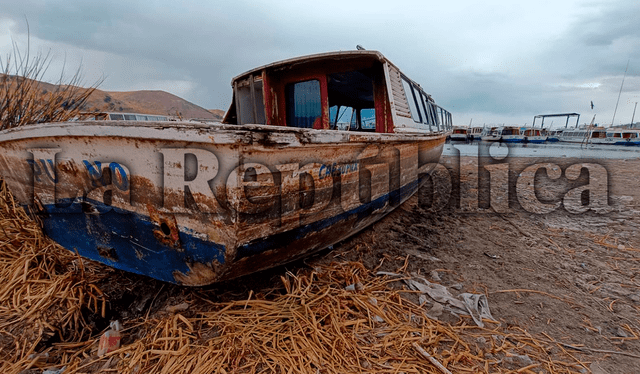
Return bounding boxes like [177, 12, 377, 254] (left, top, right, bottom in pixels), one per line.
[97, 246, 118, 262]
[146, 204, 183, 251]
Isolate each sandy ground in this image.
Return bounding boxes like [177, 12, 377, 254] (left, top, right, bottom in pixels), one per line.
[327, 150, 640, 374]
[95, 147, 640, 373]
[3, 143, 640, 373]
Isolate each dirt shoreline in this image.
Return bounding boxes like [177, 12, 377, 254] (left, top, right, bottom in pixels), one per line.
[1, 148, 640, 373]
[331, 151, 640, 373]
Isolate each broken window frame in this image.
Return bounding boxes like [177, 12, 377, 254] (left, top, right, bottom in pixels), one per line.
[234, 74, 266, 125]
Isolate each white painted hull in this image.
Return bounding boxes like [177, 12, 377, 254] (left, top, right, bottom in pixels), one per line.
[0, 121, 445, 285]
[449, 134, 468, 141]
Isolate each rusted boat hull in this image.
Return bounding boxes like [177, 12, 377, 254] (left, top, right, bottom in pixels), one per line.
[0, 121, 445, 285]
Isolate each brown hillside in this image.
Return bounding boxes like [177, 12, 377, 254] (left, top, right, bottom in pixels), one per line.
[208, 109, 226, 121]
[0, 74, 224, 120]
[84, 89, 218, 120]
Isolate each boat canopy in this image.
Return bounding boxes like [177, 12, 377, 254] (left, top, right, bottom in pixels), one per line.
[532, 113, 580, 128]
[223, 50, 452, 134]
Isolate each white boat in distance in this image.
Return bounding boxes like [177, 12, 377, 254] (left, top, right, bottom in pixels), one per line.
[469, 126, 484, 140]
[522, 128, 548, 143]
[498, 126, 525, 143]
[450, 126, 469, 141]
[547, 129, 563, 142]
[480, 127, 500, 141]
[559, 127, 640, 145]
[0, 50, 452, 286]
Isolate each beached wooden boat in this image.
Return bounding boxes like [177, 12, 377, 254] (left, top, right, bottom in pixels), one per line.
[0, 50, 452, 285]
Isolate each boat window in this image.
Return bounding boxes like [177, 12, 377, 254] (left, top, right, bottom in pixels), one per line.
[429, 102, 440, 131]
[327, 70, 376, 132]
[286, 79, 321, 128]
[412, 88, 424, 122]
[401, 78, 421, 123]
[136, 115, 148, 121]
[124, 114, 136, 120]
[109, 114, 124, 120]
[236, 75, 266, 125]
[237, 80, 253, 124]
[439, 107, 446, 129]
[360, 108, 375, 130]
[420, 93, 434, 130]
[253, 79, 266, 124]
[422, 93, 436, 130]
[330, 105, 354, 130]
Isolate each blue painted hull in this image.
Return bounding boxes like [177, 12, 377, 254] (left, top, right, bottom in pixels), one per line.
[41, 200, 226, 284]
[39, 179, 420, 284]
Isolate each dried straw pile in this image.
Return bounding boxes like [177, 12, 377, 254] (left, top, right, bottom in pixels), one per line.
[0, 178, 108, 372]
[0, 179, 586, 373]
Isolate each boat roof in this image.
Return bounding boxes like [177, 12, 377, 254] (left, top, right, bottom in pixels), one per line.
[231, 50, 391, 84]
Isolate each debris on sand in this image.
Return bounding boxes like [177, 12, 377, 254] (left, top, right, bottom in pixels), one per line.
[0, 178, 587, 374]
[0, 168, 631, 373]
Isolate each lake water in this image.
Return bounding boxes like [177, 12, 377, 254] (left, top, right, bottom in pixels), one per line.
[443, 140, 640, 159]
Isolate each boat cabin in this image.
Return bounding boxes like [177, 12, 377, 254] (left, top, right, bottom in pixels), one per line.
[500, 127, 521, 136]
[222, 51, 452, 134]
[523, 128, 546, 137]
[451, 127, 469, 135]
[607, 130, 639, 139]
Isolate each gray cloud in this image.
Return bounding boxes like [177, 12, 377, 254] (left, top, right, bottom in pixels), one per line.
[1, 0, 638, 126]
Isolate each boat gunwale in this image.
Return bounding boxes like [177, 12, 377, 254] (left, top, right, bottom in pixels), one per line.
[0, 120, 447, 144]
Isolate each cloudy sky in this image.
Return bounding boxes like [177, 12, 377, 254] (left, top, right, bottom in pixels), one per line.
[0, 0, 638, 127]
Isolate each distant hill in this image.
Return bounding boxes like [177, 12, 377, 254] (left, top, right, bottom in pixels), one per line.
[208, 109, 226, 121]
[0, 74, 225, 120]
[84, 89, 221, 120]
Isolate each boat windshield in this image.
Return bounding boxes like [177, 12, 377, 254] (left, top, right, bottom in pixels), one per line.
[327, 69, 376, 131]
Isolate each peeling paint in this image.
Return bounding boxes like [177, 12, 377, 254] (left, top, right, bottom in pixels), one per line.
[0, 50, 452, 285]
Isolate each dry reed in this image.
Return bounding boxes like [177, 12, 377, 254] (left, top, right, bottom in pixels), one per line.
[0, 178, 109, 373]
[0, 35, 102, 130]
[0, 182, 588, 373]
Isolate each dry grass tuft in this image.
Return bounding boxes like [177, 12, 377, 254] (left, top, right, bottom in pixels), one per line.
[0, 180, 587, 373]
[0, 36, 102, 130]
[0, 179, 587, 374]
[0, 178, 109, 373]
